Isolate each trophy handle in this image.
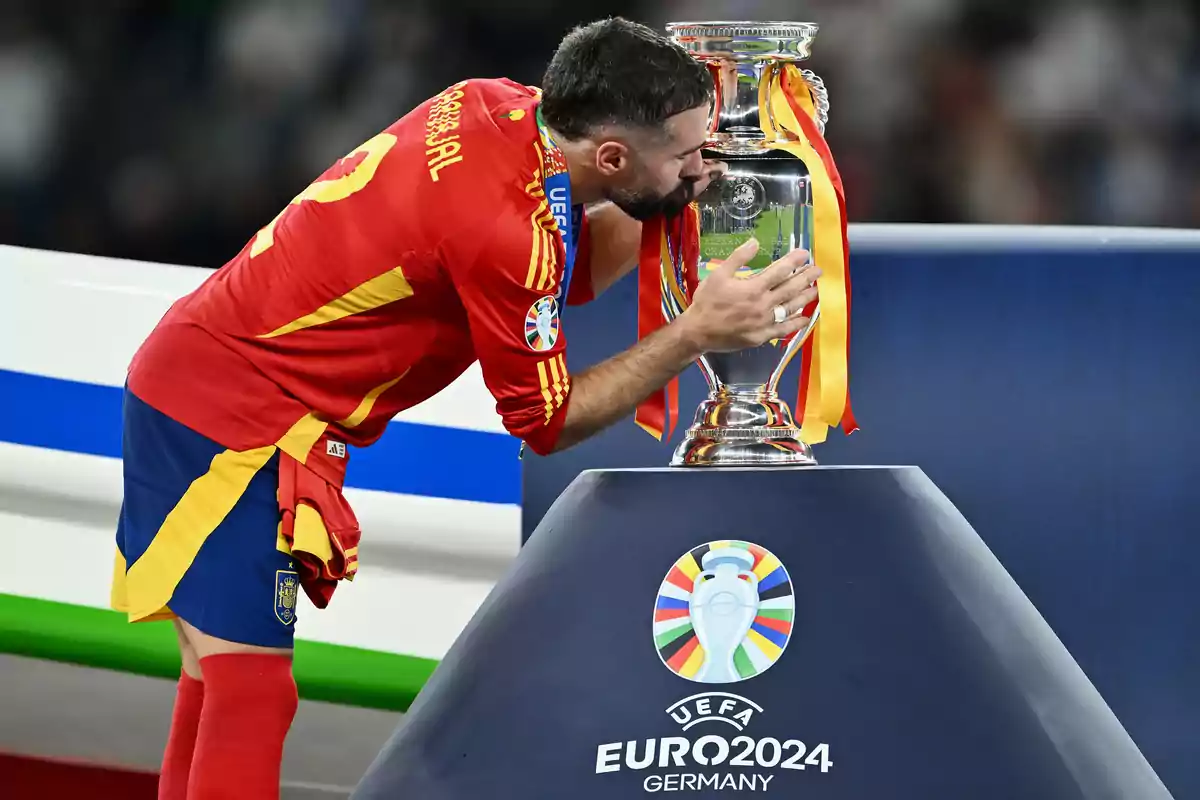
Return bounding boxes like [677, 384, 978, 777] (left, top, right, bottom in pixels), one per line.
[761, 63, 786, 145]
[800, 68, 831, 134]
[766, 304, 820, 395]
[666, 223, 821, 401]
[662, 218, 723, 395]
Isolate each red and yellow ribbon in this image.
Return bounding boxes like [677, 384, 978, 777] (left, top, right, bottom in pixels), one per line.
[635, 210, 696, 440]
[636, 63, 857, 444]
[764, 63, 857, 442]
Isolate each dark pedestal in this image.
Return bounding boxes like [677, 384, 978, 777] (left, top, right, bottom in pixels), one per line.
[352, 466, 1172, 799]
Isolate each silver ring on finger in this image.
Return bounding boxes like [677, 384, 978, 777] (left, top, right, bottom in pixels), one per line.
[772, 304, 788, 325]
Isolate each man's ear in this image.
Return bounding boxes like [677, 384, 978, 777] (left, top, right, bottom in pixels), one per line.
[595, 140, 631, 178]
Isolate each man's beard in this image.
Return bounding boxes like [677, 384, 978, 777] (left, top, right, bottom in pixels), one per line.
[606, 178, 699, 222]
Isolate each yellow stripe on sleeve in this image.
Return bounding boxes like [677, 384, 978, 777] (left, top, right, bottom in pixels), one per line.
[537, 359, 555, 421]
[534, 209, 555, 292]
[536, 354, 570, 423]
[524, 172, 546, 289]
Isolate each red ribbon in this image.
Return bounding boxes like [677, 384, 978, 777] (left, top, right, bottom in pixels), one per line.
[635, 215, 673, 440]
[779, 69, 859, 436]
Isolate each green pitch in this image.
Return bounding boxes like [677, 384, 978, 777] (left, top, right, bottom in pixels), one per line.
[697, 205, 811, 280]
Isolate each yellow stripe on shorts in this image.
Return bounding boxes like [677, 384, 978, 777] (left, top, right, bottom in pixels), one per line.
[123, 445, 277, 621]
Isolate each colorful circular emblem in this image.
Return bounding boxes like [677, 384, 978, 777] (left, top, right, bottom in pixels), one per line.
[525, 295, 560, 351]
[654, 540, 794, 684]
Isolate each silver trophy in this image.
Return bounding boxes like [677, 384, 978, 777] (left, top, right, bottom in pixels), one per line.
[664, 21, 831, 467]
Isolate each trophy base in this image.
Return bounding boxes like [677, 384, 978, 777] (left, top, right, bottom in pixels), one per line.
[669, 393, 816, 467]
[671, 431, 816, 467]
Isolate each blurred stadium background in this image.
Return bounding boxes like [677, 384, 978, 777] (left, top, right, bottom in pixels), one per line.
[4, 0, 1200, 268]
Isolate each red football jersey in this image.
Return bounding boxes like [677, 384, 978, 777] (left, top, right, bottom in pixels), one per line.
[128, 78, 593, 458]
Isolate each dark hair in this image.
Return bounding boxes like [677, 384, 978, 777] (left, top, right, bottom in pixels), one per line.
[541, 17, 713, 141]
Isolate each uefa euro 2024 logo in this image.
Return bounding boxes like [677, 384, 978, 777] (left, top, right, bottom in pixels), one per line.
[654, 540, 794, 683]
[593, 541, 832, 793]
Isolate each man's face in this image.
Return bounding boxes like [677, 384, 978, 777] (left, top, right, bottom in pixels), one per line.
[601, 104, 712, 222]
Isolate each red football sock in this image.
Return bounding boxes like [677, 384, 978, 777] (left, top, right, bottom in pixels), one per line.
[158, 670, 205, 800]
[187, 653, 298, 800]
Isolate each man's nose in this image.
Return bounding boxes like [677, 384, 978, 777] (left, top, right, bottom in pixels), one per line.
[682, 149, 705, 179]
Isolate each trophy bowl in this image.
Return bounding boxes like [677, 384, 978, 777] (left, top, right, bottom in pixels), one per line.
[664, 21, 831, 468]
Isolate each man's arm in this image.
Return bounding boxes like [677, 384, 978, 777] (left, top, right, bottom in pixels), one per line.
[450, 205, 695, 456]
[551, 315, 701, 452]
[551, 238, 822, 452]
[451, 175, 819, 458]
[454, 226, 820, 456]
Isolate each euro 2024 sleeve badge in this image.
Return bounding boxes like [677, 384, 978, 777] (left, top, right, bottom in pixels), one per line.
[525, 295, 560, 352]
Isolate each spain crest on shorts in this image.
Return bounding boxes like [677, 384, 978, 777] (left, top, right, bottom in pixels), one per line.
[525, 295, 560, 351]
[275, 569, 300, 626]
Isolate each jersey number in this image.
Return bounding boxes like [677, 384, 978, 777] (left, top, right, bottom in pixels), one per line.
[250, 132, 398, 258]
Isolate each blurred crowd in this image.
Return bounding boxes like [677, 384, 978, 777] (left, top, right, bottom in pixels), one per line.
[3, 0, 1199, 268]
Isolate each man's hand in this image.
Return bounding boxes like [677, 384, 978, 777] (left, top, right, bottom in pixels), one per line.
[679, 239, 821, 353]
[550, 239, 820, 453]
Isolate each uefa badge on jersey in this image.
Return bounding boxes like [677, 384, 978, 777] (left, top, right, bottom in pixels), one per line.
[525, 295, 560, 351]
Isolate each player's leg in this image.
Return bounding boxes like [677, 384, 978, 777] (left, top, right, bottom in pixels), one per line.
[112, 389, 301, 799]
[113, 460, 210, 800]
[157, 621, 204, 800]
[163, 454, 302, 800]
[174, 619, 202, 680]
[179, 621, 298, 800]
[113, 481, 209, 798]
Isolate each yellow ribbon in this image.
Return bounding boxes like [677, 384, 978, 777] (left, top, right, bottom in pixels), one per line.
[758, 63, 853, 444]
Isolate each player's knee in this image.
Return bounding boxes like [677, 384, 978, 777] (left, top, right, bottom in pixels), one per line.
[177, 617, 294, 662]
[172, 620, 203, 680]
[199, 652, 299, 734]
[180, 647, 203, 681]
[186, 652, 297, 796]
